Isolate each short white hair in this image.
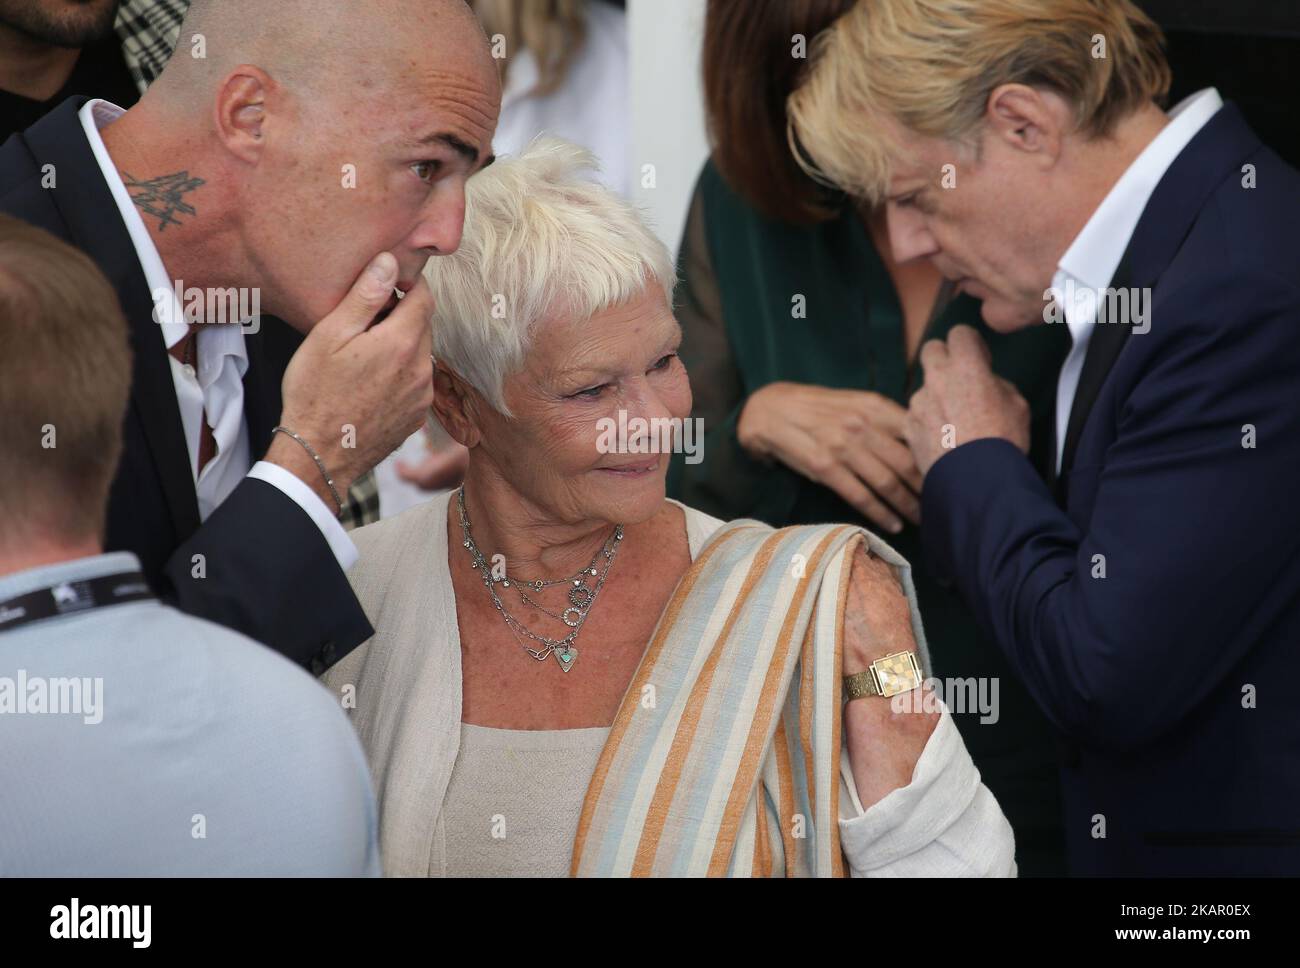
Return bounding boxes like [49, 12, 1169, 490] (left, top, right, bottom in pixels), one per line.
[424, 136, 675, 416]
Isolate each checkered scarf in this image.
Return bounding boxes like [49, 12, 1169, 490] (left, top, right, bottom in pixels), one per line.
[114, 0, 189, 94]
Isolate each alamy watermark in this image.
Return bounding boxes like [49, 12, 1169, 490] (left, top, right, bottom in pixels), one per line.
[1044, 279, 1151, 334]
[0, 670, 103, 725]
[50, 899, 150, 948]
[151, 280, 262, 333]
[891, 675, 1001, 725]
[595, 409, 704, 465]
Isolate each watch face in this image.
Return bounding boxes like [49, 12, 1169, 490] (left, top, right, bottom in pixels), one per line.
[873, 651, 922, 698]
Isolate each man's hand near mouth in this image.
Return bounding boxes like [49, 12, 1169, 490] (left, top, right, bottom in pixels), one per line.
[267, 251, 435, 512]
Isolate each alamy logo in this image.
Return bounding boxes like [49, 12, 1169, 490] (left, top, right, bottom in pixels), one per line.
[595, 410, 704, 465]
[0, 670, 103, 724]
[1043, 279, 1151, 334]
[151, 280, 262, 333]
[890, 676, 1001, 725]
[50, 899, 151, 948]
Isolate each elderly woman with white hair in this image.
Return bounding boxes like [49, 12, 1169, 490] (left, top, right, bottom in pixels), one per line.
[323, 137, 1016, 878]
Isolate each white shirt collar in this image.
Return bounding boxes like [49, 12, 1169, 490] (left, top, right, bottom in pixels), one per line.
[77, 98, 248, 369]
[1052, 87, 1224, 341]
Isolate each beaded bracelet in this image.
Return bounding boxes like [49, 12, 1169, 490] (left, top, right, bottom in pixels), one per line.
[271, 426, 344, 516]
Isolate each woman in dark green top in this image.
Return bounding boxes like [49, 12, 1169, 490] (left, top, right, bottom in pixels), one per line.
[667, 0, 1071, 874]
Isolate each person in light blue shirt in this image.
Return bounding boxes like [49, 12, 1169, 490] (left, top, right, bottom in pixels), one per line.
[0, 214, 380, 876]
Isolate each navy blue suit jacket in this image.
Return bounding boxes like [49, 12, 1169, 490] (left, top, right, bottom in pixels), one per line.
[922, 104, 1300, 875]
[0, 98, 373, 672]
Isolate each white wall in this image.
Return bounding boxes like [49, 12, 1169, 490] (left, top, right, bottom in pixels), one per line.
[627, 0, 710, 262]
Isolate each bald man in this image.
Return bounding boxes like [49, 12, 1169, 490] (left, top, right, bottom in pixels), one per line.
[0, 0, 501, 671]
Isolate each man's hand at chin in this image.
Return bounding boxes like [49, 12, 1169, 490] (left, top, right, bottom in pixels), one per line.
[904, 324, 1031, 479]
[266, 251, 435, 511]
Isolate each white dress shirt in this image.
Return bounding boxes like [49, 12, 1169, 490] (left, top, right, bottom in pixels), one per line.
[78, 99, 356, 567]
[1051, 88, 1224, 471]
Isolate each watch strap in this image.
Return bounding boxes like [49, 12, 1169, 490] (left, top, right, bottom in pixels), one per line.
[843, 649, 922, 701]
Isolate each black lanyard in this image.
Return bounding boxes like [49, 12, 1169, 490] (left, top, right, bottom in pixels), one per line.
[0, 571, 154, 633]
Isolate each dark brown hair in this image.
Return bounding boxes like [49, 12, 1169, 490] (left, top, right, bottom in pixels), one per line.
[702, 0, 857, 224]
[0, 214, 132, 548]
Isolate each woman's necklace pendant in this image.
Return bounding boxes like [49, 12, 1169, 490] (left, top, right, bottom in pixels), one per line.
[456, 487, 619, 676]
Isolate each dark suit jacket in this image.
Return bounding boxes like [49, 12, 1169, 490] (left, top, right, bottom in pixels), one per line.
[921, 103, 1300, 875]
[1, 97, 373, 672]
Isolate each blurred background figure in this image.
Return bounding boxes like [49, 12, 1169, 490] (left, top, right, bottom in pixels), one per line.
[0, 0, 195, 140]
[475, 0, 628, 195]
[0, 0, 137, 140]
[385, 0, 630, 514]
[665, 0, 1071, 874]
[0, 214, 379, 876]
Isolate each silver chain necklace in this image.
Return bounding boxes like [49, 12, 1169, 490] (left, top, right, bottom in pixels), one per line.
[456, 486, 624, 672]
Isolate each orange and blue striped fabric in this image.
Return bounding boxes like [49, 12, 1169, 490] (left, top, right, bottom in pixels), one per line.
[571, 517, 929, 877]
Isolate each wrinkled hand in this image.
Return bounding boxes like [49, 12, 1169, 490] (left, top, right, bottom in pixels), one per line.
[268, 252, 434, 506]
[841, 541, 939, 809]
[842, 543, 916, 674]
[905, 325, 1030, 478]
[737, 382, 922, 534]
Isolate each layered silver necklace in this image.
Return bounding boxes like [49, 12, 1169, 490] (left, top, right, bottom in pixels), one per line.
[456, 487, 624, 672]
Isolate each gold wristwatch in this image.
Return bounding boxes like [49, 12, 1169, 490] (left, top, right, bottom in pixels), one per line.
[843, 650, 923, 701]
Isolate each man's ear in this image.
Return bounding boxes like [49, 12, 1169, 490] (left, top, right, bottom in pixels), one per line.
[983, 84, 1067, 168]
[432, 362, 483, 448]
[214, 65, 273, 164]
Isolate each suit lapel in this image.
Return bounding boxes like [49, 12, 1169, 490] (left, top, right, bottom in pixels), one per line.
[1058, 259, 1136, 477]
[242, 314, 301, 458]
[241, 321, 275, 459]
[1055, 102, 1264, 483]
[21, 98, 200, 537]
